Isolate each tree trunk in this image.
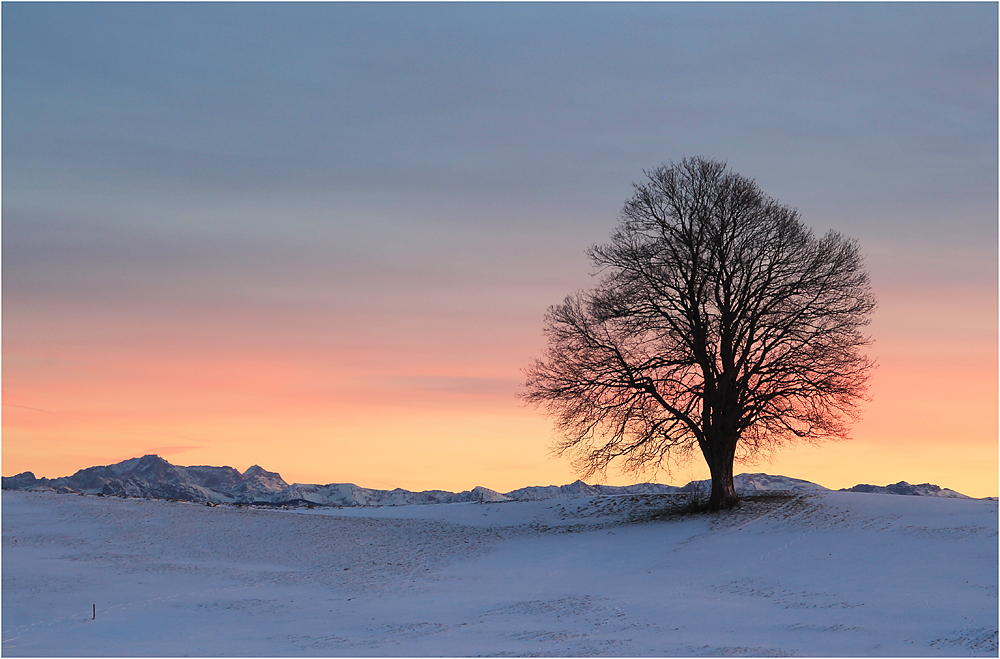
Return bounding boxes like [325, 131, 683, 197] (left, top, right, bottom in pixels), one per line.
[704, 437, 739, 511]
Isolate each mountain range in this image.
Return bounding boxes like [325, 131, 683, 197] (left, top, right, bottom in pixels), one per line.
[1, 454, 973, 506]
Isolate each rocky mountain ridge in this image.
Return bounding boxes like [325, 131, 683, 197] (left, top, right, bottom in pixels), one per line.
[1, 454, 974, 505]
[840, 481, 969, 498]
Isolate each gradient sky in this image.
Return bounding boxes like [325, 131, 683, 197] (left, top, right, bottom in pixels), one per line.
[4, 3, 997, 497]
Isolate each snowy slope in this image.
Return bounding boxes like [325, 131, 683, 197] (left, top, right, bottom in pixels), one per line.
[3, 489, 996, 656]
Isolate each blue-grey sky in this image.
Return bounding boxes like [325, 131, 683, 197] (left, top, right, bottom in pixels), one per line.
[3, 2, 997, 495]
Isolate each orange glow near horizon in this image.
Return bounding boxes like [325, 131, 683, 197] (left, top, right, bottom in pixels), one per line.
[4, 283, 997, 499]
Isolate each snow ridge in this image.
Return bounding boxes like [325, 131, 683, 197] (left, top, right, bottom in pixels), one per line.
[840, 481, 970, 498]
[0, 455, 975, 504]
[505, 479, 682, 500]
[682, 473, 831, 494]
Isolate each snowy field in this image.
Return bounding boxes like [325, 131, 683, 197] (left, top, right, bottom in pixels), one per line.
[2, 489, 997, 657]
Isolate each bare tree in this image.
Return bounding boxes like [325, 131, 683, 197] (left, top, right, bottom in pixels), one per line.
[522, 158, 876, 510]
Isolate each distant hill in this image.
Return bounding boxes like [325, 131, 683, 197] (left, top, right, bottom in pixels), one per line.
[680, 473, 830, 495]
[840, 481, 969, 499]
[0, 455, 511, 506]
[0, 455, 974, 505]
[1, 455, 288, 504]
[504, 480, 682, 500]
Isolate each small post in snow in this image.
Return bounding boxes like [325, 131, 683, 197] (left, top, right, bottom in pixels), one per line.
[92, 604, 95, 620]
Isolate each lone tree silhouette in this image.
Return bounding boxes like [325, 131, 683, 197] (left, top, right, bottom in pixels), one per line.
[522, 158, 876, 510]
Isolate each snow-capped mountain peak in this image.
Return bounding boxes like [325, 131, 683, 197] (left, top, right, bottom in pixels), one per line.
[841, 481, 970, 498]
[0, 455, 977, 505]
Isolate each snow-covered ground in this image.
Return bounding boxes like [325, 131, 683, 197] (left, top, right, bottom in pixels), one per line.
[2, 489, 996, 656]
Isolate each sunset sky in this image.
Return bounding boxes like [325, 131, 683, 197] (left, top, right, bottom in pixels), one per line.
[4, 3, 997, 497]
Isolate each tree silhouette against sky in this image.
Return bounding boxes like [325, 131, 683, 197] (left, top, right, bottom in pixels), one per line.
[523, 158, 876, 510]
